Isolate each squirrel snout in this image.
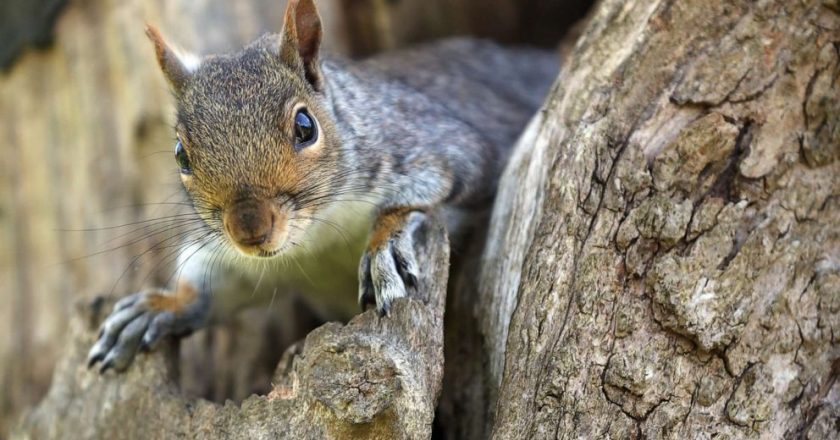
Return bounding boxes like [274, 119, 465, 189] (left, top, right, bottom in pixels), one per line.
[223, 199, 283, 254]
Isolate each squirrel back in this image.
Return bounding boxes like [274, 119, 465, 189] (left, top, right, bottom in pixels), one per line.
[320, 39, 557, 209]
[361, 38, 556, 141]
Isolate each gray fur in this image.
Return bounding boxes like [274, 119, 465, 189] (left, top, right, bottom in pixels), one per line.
[87, 288, 211, 372]
[359, 211, 424, 312]
[324, 39, 557, 209]
[89, 22, 557, 372]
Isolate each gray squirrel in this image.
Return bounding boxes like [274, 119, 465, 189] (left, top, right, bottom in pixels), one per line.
[88, 0, 557, 372]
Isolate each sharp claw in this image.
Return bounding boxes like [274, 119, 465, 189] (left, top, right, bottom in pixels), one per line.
[87, 338, 109, 368]
[359, 289, 375, 310]
[99, 357, 114, 374]
[360, 238, 417, 316]
[405, 273, 418, 289]
[87, 290, 208, 373]
[87, 352, 103, 369]
[141, 327, 158, 350]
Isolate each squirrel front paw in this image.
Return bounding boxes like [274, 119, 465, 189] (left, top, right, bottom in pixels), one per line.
[359, 210, 425, 314]
[87, 286, 209, 373]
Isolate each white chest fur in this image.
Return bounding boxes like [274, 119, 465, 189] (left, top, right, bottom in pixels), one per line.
[176, 199, 377, 320]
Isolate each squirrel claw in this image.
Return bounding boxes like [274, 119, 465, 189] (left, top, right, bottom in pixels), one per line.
[87, 290, 208, 373]
[99, 357, 114, 374]
[358, 211, 424, 315]
[87, 351, 104, 369]
[358, 256, 377, 311]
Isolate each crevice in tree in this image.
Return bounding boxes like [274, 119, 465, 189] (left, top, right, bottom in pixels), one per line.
[719, 342, 738, 378]
[705, 120, 753, 205]
[717, 208, 765, 272]
[717, 68, 753, 106]
[792, 358, 840, 439]
[681, 382, 699, 426]
[727, 74, 780, 104]
[802, 66, 826, 129]
[723, 361, 758, 427]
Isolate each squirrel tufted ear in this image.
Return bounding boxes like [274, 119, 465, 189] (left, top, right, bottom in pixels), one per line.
[280, 0, 323, 91]
[145, 25, 199, 95]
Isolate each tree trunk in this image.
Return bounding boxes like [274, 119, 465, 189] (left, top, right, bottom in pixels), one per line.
[480, 0, 840, 437]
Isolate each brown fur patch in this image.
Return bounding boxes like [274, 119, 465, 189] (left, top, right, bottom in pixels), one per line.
[367, 207, 414, 251]
[145, 283, 198, 314]
[145, 25, 190, 91]
[281, 0, 323, 89]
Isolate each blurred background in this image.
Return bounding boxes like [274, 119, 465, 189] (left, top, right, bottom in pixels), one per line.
[0, 0, 589, 434]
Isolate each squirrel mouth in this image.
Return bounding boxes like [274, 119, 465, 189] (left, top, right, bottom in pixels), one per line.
[226, 239, 285, 258]
[257, 249, 282, 258]
[226, 232, 287, 258]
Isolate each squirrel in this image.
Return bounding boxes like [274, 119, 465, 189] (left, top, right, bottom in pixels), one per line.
[87, 0, 557, 372]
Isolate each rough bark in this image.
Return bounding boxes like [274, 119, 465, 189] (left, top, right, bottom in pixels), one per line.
[481, 0, 840, 438]
[16, 216, 448, 440]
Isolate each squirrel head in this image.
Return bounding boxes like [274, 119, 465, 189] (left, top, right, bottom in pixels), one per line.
[147, 0, 346, 258]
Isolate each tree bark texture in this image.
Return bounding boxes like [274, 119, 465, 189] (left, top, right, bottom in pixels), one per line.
[479, 0, 840, 438]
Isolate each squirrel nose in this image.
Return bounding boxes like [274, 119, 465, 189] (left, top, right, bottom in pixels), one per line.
[224, 199, 274, 248]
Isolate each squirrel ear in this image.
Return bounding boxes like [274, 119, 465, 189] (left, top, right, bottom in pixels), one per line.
[280, 0, 323, 91]
[145, 25, 198, 95]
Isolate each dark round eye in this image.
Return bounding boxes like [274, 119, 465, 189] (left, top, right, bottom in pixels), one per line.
[293, 108, 318, 149]
[175, 140, 192, 174]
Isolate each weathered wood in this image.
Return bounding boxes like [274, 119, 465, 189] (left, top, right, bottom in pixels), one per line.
[16, 216, 448, 440]
[482, 0, 840, 438]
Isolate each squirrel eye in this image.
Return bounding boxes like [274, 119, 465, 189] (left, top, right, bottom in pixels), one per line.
[175, 140, 192, 174]
[293, 108, 318, 149]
